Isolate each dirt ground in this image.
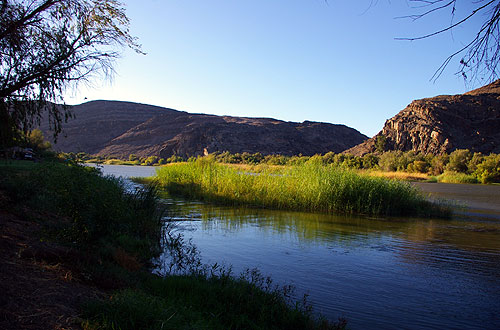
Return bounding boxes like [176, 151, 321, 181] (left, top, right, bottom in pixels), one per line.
[0, 201, 102, 330]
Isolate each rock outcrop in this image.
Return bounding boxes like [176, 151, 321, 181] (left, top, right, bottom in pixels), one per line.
[41, 100, 367, 158]
[346, 80, 500, 156]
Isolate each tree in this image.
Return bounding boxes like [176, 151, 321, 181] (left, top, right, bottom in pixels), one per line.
[375, 135, 386, 153]
[27, 128, 51, 151]
[397, 0, 500, 84]
[0, 0, 141, 148]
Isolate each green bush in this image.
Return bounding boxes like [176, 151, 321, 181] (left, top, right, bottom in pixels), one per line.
[437, 171, 478, 184]
[264, 154, 289, 165]
[430, 154, 449, 175]
[143, 156, 159, 166]
[407, 160, 430, 173]
[362, 154, 379, 169]
[446, 149, 472, 173]
[474, 154, 500, 183]
[378, 151, 406, 171]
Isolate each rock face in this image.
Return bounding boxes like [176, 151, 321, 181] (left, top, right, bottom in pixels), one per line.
[346, 80, 500, 156]
[41, 100, 367, 158]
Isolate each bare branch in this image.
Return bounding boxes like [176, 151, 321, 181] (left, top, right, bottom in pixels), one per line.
[397, 0, 500, 84]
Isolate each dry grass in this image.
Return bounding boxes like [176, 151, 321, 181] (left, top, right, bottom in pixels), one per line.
[361, 170, 430, 182]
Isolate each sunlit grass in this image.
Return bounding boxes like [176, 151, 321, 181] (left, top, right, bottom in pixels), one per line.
[361, 170, 430, 182]
[155, 158, 451, 218]
[436, 171, 478, 184]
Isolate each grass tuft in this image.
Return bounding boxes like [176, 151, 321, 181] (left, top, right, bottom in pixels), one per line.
[155, 158, 451, 218]
[436, 171, 478, 184]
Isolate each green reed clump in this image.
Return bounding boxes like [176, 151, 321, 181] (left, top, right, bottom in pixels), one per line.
[155, 158, 451, 217]
[436, 171, 478, 184]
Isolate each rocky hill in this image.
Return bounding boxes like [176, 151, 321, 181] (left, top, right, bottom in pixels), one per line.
[40, 100, 367, 158]
[346, 80, 500, 156]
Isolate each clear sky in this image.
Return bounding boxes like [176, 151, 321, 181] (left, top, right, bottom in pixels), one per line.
[65, 0, 487, 137]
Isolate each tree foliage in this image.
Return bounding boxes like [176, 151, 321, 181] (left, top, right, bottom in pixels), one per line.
[398, 0, 500, 83]
[0, 0, 140, 148]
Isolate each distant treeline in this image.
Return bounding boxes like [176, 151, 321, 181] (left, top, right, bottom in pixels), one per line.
[65, 149, 500, 184]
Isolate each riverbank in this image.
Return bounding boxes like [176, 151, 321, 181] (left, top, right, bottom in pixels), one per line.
[71, 149, 500, 185]
[0, 160, 344, 329]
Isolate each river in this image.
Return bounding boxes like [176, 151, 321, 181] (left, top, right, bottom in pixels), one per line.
[92, 164, 500, 330]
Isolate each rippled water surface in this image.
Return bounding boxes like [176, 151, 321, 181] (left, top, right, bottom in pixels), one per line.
[97, 165, 500, 330]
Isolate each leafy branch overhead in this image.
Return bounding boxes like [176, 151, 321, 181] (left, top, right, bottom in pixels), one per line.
[0, 0, 140, 147]
[398, 0, 500, 83]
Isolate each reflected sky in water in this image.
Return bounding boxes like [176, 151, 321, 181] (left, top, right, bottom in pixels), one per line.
[165, 199, 500, 330]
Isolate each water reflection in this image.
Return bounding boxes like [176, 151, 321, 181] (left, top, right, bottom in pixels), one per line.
[167, 200, 500, 252]
[164, 198, 500, 330]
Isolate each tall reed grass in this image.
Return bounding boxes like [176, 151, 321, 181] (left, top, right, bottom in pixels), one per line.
[155, 158, 451, 218]
[436, 171, 478, 184]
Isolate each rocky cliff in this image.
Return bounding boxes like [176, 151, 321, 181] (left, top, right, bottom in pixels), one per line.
[346, 80, 500, 156]
[41, 100, 367, 158]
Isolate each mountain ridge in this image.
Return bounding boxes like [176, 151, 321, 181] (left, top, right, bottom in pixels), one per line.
[40, 100, 368, 158]
[346, 80, 500, 156]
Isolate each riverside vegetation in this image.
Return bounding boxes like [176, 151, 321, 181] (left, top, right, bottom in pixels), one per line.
[154, 157, 451, 218]
[0, 158, 344, 329]
[70, 148, 500, 184]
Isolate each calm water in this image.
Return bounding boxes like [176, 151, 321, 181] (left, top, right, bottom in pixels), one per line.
[85, 163, 158, 178]
[97, 164, 500, 330]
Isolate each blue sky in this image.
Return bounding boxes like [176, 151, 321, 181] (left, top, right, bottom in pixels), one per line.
[65, 0, 486, 137]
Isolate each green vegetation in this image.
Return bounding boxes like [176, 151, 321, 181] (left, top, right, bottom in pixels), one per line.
[210, 149, 500, 184]
[0, 160, 163, 265]
[155, 157, 451, 218]
[63, 152, 185, 166]
[74, 148, 500, 184]
[436, 171, 478, 184]
[0, 159, 343, 329]
[82, 269, 338, 330]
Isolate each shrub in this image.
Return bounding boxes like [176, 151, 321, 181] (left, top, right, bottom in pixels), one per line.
[264, 154, 289, 165]
[378, 151, 411, 172]
[437, 170, 478, 184]
[407, 160, 430, 173]
[322, 151, 336, 164]
[474, 154, 500, 183]
[27, 128, 51, 151]
[166, 155, 184, 163]
[375, 135, 387, 153]
[446, 149, 472, 173]
[430, 154, 449, 175]
[468, 152, 485, 173]
[362, 154, 379, 169]
[143, 156, 159, 166]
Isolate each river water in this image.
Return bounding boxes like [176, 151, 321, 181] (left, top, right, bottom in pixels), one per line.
[94, 164, 500, 330]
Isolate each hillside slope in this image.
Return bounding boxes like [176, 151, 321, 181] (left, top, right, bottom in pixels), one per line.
[346, 80, 500, 156]
[41, 100, 367, 158]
